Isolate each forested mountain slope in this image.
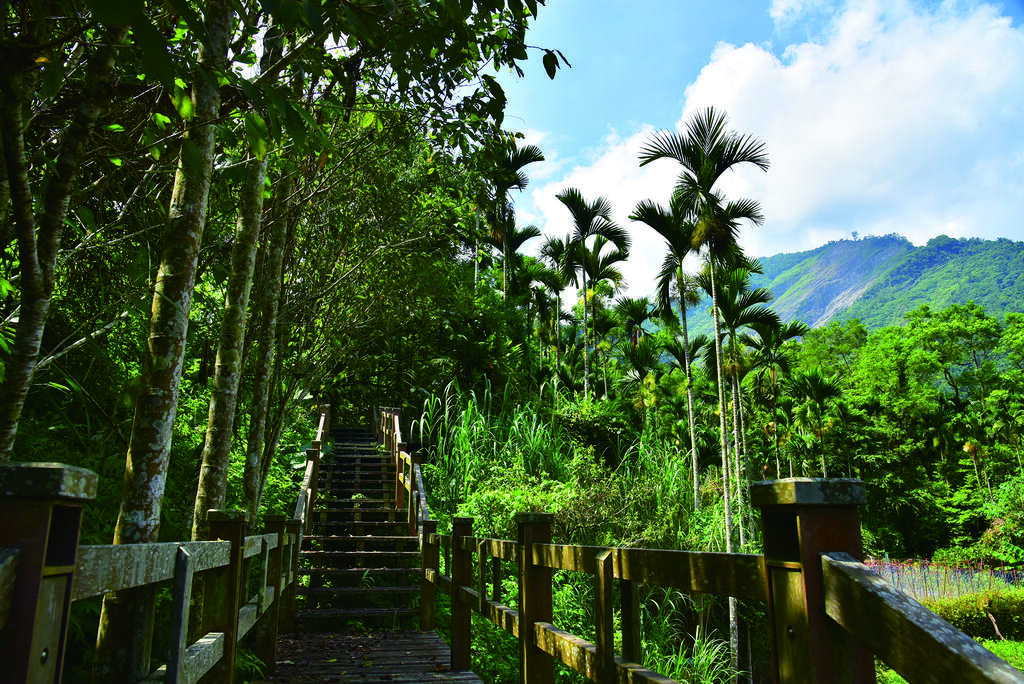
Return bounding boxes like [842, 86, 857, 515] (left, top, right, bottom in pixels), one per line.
[682, 234, 1024, 332]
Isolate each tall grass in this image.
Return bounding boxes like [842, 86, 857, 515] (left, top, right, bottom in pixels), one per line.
[413, 380, 571, 517]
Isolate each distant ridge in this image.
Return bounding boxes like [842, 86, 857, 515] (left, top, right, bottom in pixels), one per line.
[684, 234, 1024, 333]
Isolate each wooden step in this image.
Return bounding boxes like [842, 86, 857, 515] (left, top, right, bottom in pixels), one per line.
[298, 567, 421, 585]
[294, 606, 418, 631]
[297, 586, 420, 598]
[303, 535, 419, 552]
[300, 550, 421, 568]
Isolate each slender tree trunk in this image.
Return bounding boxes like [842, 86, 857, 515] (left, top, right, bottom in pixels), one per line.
[245, 190, 291, 517]
[708, 263, 739, 671]
[679, 279, 700, 511]
[736, 372, 754, 541]
[731, 371, 746, 548]
[192, 152, 269, 539]
[94, 5, 232, 680]
[581, 273, 590, 398]
[0, 26, 126, 458]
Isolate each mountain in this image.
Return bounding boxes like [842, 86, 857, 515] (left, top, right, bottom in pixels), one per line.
[682, 234, 1024, 333]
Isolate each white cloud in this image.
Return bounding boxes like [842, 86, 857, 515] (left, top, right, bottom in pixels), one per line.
[681, 0, 1024, 258]
[527, 0, 1024, 300]
[526, 127, 680, 303]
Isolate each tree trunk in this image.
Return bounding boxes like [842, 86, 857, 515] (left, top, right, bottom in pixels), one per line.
[94, 4, 232, 680]
[244, 175, 292, 518]
[192, 152, 269, 539]
[731, 371, 746, 548]
[678, 278, 700, 512]
[581, 273, 590, 398]
[708, 262, 739, 671]
[0, 26, 126, 459]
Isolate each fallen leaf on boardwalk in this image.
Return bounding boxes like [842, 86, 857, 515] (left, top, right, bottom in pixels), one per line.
[324, 658, 338, 662]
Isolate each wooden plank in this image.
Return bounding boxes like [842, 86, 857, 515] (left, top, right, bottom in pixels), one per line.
[73, 541, 230, 600]
[0, 548, 17, 630]
[821, 552, 1022, 683]
[534, 621, 598, 680]
[143, 632, 225, 684]
[237, 602, 257, 640]
[243, 533, 278, 560]
[259, 630, 483, 682]
[476, 537, 516, 562]
[532, 544, 769, 603]
[480, 598, 519, 637]
[533, 623, 679, 684]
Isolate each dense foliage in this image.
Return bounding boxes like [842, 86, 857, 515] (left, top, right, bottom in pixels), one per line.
[3, 2, 1022, 679]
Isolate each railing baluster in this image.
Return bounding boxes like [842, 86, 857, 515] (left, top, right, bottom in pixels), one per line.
[166, 546, 194, 684]
[619, 578, 641, 664]
[595, 549, 615, 683]
[517, 512, 553, 684]
[420, 520, 438, 631]
[451, 517, 473, 671]
[256, 515, 286, 675]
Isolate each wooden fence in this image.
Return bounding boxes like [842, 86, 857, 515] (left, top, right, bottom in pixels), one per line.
[379, 408, 1023, 684]
[0, 406, 330, 684]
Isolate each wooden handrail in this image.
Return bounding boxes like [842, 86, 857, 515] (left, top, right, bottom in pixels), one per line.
[822, 552, 1023, 683]
[0, 405, 329, 683]
[404, 462, 1021, 683]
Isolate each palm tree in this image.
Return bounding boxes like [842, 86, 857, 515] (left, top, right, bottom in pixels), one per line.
[789, 368, 842, 477]
[745, 320, 809, 477]
[555, 188, 630, 398]
[483, 221, 542, 299]
[639, 106, 768, 666]
[581, 236, 628, 397]
[540, 235, 573, 371]
[702, 264, 780, 543]
[615, 296, 653, 347]
[491, 141, 544, 297]
[631, 194, 704, 510]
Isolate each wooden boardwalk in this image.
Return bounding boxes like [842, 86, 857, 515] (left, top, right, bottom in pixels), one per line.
[260, 630, 483, 683]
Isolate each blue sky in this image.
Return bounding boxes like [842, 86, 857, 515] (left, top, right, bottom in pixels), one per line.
[495, 0, 1024, 300]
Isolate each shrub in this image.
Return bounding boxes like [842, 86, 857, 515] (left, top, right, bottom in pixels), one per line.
[925, 588, 1024, 641]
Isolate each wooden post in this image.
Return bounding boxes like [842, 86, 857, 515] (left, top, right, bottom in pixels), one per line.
[595, 549, 615, 683]
[620, 579, 642, 664]
[516, 512, 553, 684]
[307, 446, 320, 516]
[280, 518, 301, 633]
[408, 454, 423, 535]
[420, 519, 438, 631]
[395, 445, 407, 512]
[200, 509, 247, 684]
[0, 462, 96, 684]
[450, 517, 473, 671]
[751, 478, 875, 684]
[255, 515, 286, 675]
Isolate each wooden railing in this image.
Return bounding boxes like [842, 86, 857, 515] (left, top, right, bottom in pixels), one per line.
[379, 408, 1022, 684]
[0, 405, 330, 683]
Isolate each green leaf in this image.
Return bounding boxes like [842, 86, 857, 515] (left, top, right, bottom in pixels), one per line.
[40, 59, 65, 100]
[84, 0, 143, 26]
[172, 83, 194, 120]
[245, 111, 270, 161]
[180, 138, 204, 179]
[133, 17, 174, 89]
[542, 51, 557, 80]
[302, 0, 324, 32]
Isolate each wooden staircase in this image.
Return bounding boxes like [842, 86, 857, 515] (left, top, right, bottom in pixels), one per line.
[295, 426, 421, 630]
